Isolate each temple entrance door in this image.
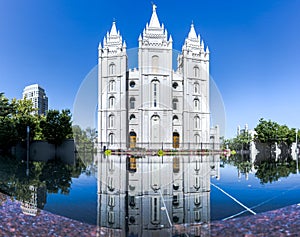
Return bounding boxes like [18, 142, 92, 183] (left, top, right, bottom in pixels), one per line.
[129, 131, 137, 148]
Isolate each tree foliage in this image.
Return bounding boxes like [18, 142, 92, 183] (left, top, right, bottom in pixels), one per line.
[0, 94, 38, 152]
[254, 156, 297, 184]
[11, 98, 38, 142]
[223, 132, 252, 151]
[73, 125, 97, 166]
[0, 156, 85, 202]
[40, 109, 73, 146]
[73, 125, 97, 151]
[0, 93, 73, 154]
[254, 118, 297, 146]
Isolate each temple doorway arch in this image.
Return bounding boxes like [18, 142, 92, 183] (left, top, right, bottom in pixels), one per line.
[129, 131, 137, 148]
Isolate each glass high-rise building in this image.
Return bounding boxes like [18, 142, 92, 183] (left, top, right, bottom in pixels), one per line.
[23, 84, 48, 115]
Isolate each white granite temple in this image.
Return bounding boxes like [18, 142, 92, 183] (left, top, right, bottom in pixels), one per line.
[98, 5, 218, 150]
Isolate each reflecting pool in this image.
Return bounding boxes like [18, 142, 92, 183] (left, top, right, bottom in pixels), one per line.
[0, 152, 299, 236]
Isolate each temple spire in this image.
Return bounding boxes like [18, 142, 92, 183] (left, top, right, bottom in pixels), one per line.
[149, 4, 160, 28]
[101, 20, 125, 55]
[110, 21, 118, 36]
[139, 4, 172, 49]
[188, 22, 197, 39]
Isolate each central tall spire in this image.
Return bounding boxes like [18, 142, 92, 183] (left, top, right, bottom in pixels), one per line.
[109, 21, 118, 36]
[139, 5, 172, 49]
[149, 4, 160, 28]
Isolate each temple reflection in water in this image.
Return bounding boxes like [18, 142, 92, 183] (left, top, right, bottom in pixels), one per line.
[97, 154, 220, 236]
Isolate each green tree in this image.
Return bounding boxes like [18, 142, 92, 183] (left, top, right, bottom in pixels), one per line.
[234, 132, 252, 150]
[223, 132, 252, 151]
[11, 98, 38, 142]
[0, 93, 13, 117]
[73, 125, 97, 166]
[254, 118, 280, 145]
[0, 93, 17, 153]
[255, 156, 296, 184]
[40, 109, 73, 147]
[254, 118, 297, 147]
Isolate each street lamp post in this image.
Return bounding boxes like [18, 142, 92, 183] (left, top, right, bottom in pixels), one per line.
[296, 129, 298, 154]
[296, 129, 298, 174]
[26, 126, 30, 176]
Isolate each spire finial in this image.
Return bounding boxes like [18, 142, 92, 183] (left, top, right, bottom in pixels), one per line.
[188, 22, 197, 39]
[151, 2, 157, 12]
[149, 2, 160, 28]
[110, 20, 118, 36]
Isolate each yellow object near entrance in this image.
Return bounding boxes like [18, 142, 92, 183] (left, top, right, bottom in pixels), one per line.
[173, 132, 179, 148]
[158, 150, 164, 156]
[104, 149, 112, 156]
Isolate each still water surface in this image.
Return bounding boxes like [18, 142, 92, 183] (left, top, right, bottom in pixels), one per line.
[1, 153, 300, 234]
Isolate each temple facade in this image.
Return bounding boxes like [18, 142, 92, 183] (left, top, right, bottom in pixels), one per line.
[98, 5, 217, 150]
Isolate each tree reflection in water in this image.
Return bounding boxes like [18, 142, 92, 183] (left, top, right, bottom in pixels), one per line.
[255, 156, 297, 184]
[0, 156, 86, 205]
[221, 153, 299, 184]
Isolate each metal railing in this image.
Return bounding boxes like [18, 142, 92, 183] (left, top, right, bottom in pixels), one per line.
[95, 141, 221, 151]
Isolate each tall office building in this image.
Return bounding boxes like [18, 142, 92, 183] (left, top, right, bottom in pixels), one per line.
[23, 84, 48, 115]
[98, 5, 218, 150]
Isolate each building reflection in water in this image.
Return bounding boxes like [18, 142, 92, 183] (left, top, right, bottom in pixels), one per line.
[20, 185, 47, 216]
[97, 154, 220, 236]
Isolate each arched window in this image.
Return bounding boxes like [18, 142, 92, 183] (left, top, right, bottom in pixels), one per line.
[129, 114, 136, 120]
[108, 114, 114, 128]
[172, 82, 178, 89]
[151, 115, 160, 143]
[108, 195, 115, 207]
[108, 133, 115, 145]
[130, 97, 136, 109]
[172, 98, 179, 110]
[129, 81, 135, 88]
[152, 55, 159, 73]
[109, 63, 115, 75]
[193, 66, 199, 78]
[194, 116, 200, 129]
[194, 98, 200, 111]
[172, 115, 179, 123]
[195, 134, 200, 144]
[194, 82, 199, 94]
[194, 195, 201, 206]
[151, 79, 159, 107]
[108, 211, 115, 224]
[194, 176, 200, 190]
[108, 96, 115, 109]
[151, 197, 160, 224]
[108, 158, 114, 171]
[109, 80, 116, 92]
[194, 210, 201, 222]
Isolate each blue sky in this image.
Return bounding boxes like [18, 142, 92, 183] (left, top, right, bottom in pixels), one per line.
[1, 0, 299, 138]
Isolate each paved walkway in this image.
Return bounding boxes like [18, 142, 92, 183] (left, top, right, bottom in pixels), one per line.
[1, 192, 300, 236]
